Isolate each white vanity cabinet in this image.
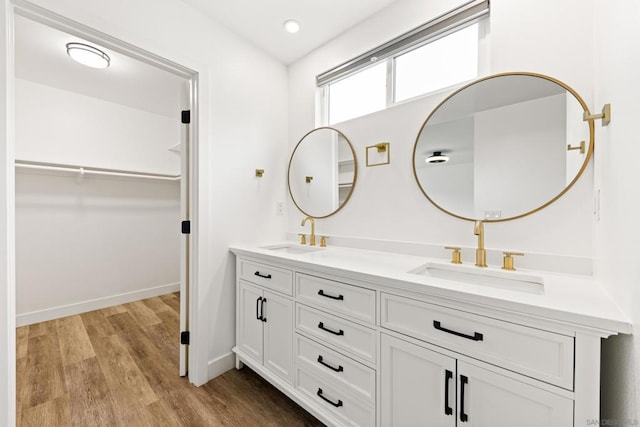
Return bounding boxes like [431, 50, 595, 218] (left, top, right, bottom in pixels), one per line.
[381, 333, 573, 427]
[231, 247, 629, 427]
[236, 260, 295, 384]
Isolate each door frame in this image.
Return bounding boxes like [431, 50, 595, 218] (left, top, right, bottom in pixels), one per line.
[2, 1, 204, 423]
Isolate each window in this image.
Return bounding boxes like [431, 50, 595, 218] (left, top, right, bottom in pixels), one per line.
[394, 23, 479, 103]
[318, 0, 489, 125]
[328, 62, 387, 124]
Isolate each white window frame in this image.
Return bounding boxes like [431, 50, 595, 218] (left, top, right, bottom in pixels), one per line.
[317, 0, 490, 126]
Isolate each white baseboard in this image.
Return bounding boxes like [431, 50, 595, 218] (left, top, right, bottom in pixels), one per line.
[207, 351, 236, 380]
[16, 282, 180, 327]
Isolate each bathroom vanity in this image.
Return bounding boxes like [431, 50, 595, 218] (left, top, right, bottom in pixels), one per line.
[230, 243, 630, 427]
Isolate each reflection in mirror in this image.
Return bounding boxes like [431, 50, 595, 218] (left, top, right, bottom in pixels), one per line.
[413, 72, 593, 222]
[288, 127, 357, 218]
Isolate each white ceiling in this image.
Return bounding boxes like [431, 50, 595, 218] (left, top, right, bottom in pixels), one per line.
[180, 0, 402, 64]
[14, 2, 401, 116]
[14, 14, 187, 119]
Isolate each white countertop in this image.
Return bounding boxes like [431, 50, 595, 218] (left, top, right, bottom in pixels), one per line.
[229, 241, 632, 336]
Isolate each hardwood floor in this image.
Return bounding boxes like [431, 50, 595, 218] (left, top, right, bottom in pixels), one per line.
[16, 292, 324, 426]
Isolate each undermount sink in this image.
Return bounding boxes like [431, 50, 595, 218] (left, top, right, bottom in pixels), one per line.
[262, 244, 323, 254]
[408, 262, 544, 294]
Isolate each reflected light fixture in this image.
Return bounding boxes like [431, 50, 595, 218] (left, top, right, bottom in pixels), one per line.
[66, 42, 110, 69]
[426, 151, 450, 164]
[283, 19, 300, 34]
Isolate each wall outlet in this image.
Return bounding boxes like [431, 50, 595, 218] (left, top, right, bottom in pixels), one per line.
[276, 201, 284, 216]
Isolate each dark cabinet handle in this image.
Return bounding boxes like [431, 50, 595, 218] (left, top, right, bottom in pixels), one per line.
[460, 375, 468, 422]
[433, 321, 483, 341]
[260, 298, 267, 322]
[444, 370, 453, 416]
[318, 290, 344, 300]
[318, 322, 344, 336]
[256, 296, 263, 320]
[317, 355, 344, 373]
[254, 271, 272, 279]
[317, 388, 343, 408]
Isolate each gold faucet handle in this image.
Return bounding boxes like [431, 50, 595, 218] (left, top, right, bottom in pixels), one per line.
[502, 251, 524, 271]
[298, 233, 307, 245]
[319, 236, 329, 247]
[444, 246, 462, 264]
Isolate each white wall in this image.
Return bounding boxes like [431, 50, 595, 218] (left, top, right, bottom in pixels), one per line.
[15, 171, 180, 324]
[14, 77, 182, 324]
[0, 0, 289, 412]
[15, 79, 181, 175]
[594, 0, 640, 420]
[288, 0, 594, 262]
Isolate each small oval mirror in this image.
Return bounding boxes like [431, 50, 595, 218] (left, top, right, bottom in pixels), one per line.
[288, 127, 357, 218]
[413, 72, 594, 222]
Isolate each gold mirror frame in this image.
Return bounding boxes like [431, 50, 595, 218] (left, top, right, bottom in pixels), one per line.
[288, 127, 358, 219]
[412, 72, 595, 222]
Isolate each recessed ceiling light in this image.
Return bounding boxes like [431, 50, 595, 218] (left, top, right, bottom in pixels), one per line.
[426, 151, 450, 164]
[283, 19, 300, 34]
[66, 42, 110, 69]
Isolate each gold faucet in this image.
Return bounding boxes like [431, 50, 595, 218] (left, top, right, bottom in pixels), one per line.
[474, 220, 487, 267]
[301, 216, 316, 246]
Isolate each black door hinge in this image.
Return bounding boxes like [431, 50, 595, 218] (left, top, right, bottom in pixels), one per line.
[181, 220, 191, 234]
[181, 331, 190, 345]
[181, 110, 191, 124]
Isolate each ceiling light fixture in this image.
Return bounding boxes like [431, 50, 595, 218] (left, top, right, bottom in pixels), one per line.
[66, 42, 110, 69]
[426, 151, 450, 164]
[283, 19, 300, 34]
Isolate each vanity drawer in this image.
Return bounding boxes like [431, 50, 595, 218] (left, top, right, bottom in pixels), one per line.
[296, 274, 376, 324]
[296, 304, 377, 364]
[296, 334, 375, 404]
[380, 293, 574, 390]
[238, 258, 293, 296]
[296, 366, 374, 427]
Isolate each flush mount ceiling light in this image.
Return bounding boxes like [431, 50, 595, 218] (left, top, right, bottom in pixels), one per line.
[283, 19, 300, 34]
[426, 151, 450, 164]
[66, 42, 110, 69]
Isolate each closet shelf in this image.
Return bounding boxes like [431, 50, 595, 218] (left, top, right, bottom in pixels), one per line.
[15, 160, 181, 181]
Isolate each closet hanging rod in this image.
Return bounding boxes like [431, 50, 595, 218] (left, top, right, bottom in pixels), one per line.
[15, 160, 181, 181]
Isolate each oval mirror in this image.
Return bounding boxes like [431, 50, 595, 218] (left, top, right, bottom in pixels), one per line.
[288, 127, 357, 218]
[413, 72, 594, 222]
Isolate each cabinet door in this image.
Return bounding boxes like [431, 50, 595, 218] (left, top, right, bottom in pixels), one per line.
[457, 361, 573, 427]
[381, 334, 456, 427]
[238, 282, 264, 364]
[263, 291, 294, 384]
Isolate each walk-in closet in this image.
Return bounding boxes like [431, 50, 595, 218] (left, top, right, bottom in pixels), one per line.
[14, 14, 187, 329]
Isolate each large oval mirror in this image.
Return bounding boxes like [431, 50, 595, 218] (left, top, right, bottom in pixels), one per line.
[288, 127, 357, 218]
[413, 72, 594, 222]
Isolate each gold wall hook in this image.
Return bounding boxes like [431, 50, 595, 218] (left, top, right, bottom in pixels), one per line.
[255, 169, 264, 177]
[305, 176, 313, 183]
[583, 103, 611, 126]
[567, 141, 585, 154]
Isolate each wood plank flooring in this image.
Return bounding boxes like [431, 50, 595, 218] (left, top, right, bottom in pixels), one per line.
[16, 292, 324, 426]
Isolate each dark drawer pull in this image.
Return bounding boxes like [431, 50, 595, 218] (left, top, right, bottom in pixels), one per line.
[318, 322, 344, 336]
[318, 289, 344, 300]
[260, 298, 267, 322]
[444, 369, 453, 416]
[317, 388, 343, 408]
[256, 296, 263, 320]
[254, 271, 272, 279]
[433, 321, 483, 341]
[460, 375, 469, 422]
[317, 355, 344, 373]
